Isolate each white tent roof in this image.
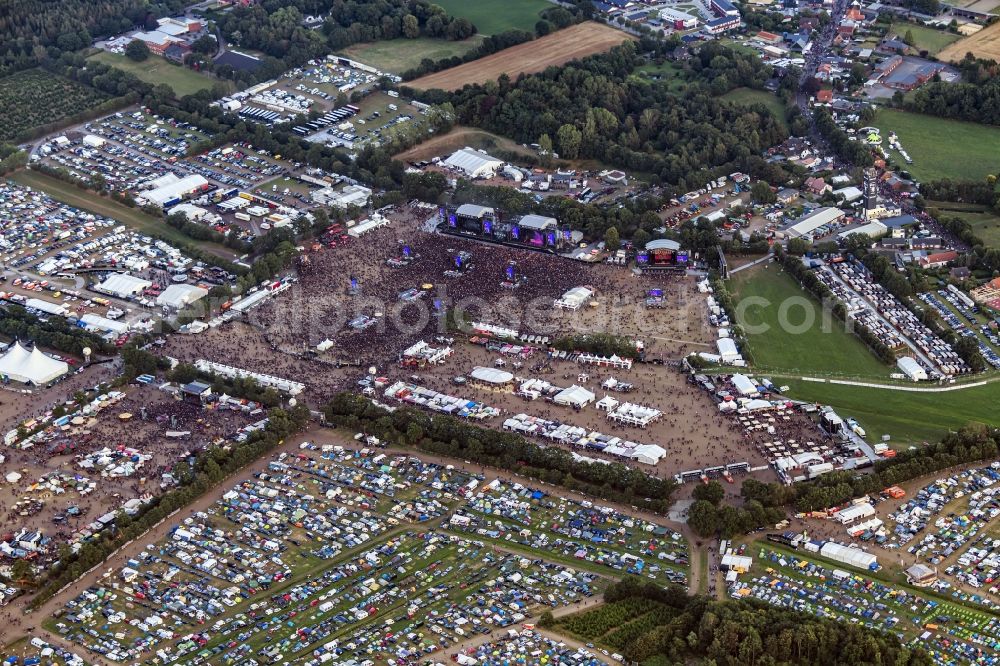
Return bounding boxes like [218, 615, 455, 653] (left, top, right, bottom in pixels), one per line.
[0, 343, 69, 385]
[630, 444, 667, 464]
[157, 284, 209, 309]
[469, 366, 514, 384]
[552, 385, 595, 406]
[519, 214, 557, 230]
[444, 148, 503, 177]
[717, 337, 739, 360]
[98, 273, 152, 298]
[731, 374, 758, 396]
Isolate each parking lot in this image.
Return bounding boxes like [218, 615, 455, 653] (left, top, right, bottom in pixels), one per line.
[45, 443, 628, 664]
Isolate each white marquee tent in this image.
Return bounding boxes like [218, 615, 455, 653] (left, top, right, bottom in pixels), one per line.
[0, 343, 69, 385]
[157, 284, 209, 309]
[552, 385, 595, 408]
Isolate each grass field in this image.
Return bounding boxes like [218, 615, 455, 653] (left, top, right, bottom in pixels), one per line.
[889, 22, 961, 54]
[779, 378, 1000, 446]
[722, 87, 788, 131]
[394, 125, 537, 161]
[429, 0, 551, 34]
[633, 61, 689, 93]
[729, 264, 891, 379]
[338, 36, 484, 74]
[11, 170, 235, 261]
[874, 109, 1000, 182]
[928, 201, 1000, 248]
[408, 22, 630, 90]
[88, 51, 220, 97]
[0, 69, 110, 142]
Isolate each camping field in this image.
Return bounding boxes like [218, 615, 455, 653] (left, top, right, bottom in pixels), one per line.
[88, 51, 220, 97]
[408, 22, 631, 90]
[429, 0, 551, 34]
[722, 88, 788, 131]
[729, 264, 891, 380]
[780, 378, 1000, 445]
[874, 109, 1000, 182]
[338, 36, 484, 74]
[888, 22, 960, 54]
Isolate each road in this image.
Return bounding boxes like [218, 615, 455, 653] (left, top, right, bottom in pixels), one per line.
[10, 424, 703, 664]
[728, 252, 773, 274]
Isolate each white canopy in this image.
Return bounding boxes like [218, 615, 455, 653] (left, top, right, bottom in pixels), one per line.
[552, 385, 595, 407]
[470, 366, 514, 384]
[0, 343, 69, 385]
[98, 273, 151, 298]
[157, 284, 208, 309]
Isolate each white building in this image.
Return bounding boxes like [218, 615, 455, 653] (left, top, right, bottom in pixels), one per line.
[780, 207, 846, 239]
[819, 542, 878, 570]
[443, 148, 504, 178]
[554, 286, 593, 310]
[717, 338, 740, 363]
[896, 356, 927, 381]
[552, 385, 595, 408]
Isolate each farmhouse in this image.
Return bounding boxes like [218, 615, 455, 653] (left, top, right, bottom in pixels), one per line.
[918, 250, 958, 269]
[444, 148, 504, 178]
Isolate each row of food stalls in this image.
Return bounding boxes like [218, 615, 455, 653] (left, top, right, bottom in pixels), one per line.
[501, 412, 666, 465]
[192, 359, 305, 396]
[382, 381, 500, 419]
[401, 340, 453, 366]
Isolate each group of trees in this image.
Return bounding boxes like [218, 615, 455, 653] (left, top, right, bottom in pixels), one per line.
[400, 29, 535, 81]
[688, 480, 787, 538]
[210, 0, 476, 88]
[815, 108, 875, 167]
[323, 393, 678, 512]
[0, 0, 189, 77]
[598, 578, 931, 665]
[0, 303, 115, 357]
[410, 42, 787, 192]
[905, 54, 1000, 126]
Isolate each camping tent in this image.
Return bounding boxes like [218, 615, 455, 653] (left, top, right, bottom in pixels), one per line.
[0, 343, 69, 385]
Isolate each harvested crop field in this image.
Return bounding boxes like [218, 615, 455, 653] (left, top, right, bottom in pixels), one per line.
[408, 22, 632, 91]
[938, 20, 1000, 62]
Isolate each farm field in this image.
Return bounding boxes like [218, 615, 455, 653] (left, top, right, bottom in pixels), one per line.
[0, 69, 110, 142]
[429, 0, 551, 34]
[729, 264, 891, 380]
[552, 597, 680, 652]
[338, 36, 484, 74]
[408, 22, 632, 91]
[722, 87, 788, 131]
[10, 170, 235, 260]
[938, 18, 1000, 62]
[888, 22, 961, 54]
[874, 109, 1000, 182]
[780, 378, 1000, 445]
[87, 51, 221, 97]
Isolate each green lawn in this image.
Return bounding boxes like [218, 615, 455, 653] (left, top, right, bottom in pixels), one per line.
[722, 87, 788, 131]
[889, 22, 960, 55]
[88, 51, 221, 97]
[339, 37, 484, 73]
[633, 61, 689, 93]
[429, 0, 550, 34]
[779, 378, 1000, 446]
[729, 264, 891, 379]
[874, 109, 1000, 182]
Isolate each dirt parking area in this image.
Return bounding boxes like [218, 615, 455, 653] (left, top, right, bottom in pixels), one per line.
[408, 22, 633, 91]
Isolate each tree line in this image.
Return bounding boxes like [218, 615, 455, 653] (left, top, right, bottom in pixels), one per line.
[597, 577, 932, 665]
[323, 392, 678, 512]
[905, 54, 1000, 126]
[0, 303, 115, 357]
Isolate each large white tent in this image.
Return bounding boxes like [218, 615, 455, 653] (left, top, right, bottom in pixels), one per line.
[157, 284, 208, 309]
[98, 273, 152, 299]
[552, 385, 595, 408]
[444, 148, 503, 178]
[0, 343, 69, 385]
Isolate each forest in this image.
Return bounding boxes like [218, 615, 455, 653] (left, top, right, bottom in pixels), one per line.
[0, 0, 189, 77]
[408, 42, 787, 192]
[568, 578, 933, 665]
[902, 55, 1000, 126]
